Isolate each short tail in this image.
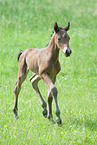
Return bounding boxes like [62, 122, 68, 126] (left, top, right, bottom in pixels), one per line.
[17, 50, 25, 61]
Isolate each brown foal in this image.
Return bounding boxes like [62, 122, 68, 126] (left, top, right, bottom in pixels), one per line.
[13, 22, 72, 126]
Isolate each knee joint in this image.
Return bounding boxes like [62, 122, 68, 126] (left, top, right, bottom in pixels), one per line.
[51, 87, 58, 97]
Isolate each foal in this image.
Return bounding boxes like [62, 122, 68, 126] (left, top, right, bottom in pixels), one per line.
[13, 22, 72, 126]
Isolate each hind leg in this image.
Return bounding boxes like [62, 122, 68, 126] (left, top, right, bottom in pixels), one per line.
[13, 61, 28, 119]
[29, 74, 47, 117]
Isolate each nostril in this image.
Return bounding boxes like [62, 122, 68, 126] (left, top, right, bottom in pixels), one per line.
[66, 49, 68, 54]
[66, 49, 70, 54]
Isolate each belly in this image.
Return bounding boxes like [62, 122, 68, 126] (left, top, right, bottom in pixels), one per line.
[25, 48, 40, 74]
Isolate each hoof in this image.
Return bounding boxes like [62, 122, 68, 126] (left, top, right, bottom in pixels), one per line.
[42, 109, 47, 118]
[56, 118, 62, 126]
[12, 108, 19, 119]
[14, 114, 19, 119]
[48, 115, 55, 124]
[50, 118, 55, 124]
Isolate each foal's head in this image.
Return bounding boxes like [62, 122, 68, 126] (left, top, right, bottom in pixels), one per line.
[54, 22, 72, 57]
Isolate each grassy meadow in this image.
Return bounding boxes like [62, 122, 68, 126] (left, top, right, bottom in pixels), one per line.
[0, 0, 97, 144]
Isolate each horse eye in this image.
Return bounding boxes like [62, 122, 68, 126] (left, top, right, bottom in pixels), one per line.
[58, 38, 61, 42]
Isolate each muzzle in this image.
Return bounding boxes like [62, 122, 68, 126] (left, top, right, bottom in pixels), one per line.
[65, 49, 72, 57]
[63, 47, 72, 57]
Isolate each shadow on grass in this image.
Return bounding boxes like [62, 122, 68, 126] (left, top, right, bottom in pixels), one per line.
[70, 117, 97, 131]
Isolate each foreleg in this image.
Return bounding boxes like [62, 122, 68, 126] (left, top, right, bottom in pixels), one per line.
[40, 73, 62, 126]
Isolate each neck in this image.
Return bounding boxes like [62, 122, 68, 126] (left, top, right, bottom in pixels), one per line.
[47, 33, 60, 61]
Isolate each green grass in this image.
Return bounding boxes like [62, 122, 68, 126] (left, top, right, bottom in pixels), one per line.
[0, 0, 97, 144]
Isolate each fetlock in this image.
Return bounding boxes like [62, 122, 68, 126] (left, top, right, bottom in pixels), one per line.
[42, 108, 47, 118]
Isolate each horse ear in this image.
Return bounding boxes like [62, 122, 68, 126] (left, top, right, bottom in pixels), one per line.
[64, 22, 70, 31]
[54, 22, 59, 33]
